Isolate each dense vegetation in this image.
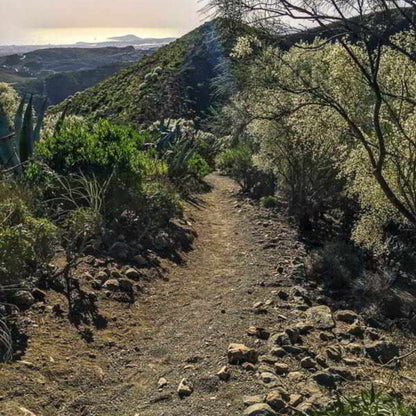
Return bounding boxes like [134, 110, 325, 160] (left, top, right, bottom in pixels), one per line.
[0, 83, 218, 361]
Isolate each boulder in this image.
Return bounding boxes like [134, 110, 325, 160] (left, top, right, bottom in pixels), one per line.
[217, 366, 231, 381]
[244, 403, 277, 416]
[102, 279, 120, 291]
[247, 326, 270, 340]
[274, 363, 289, 374]
[133, 255, 147, 266]
[265, 390, 287, 411]
[228, 343, 258, 364]
[326, 346, 342, 362]
[300, 357, 317, 369]
[334, 310, 358, 324]
[109, 242, 131, 260]
[365, 341, 399, 364]
[305, 305, 335, 329]
[269, 332, 290, 346]
[313, 372, 336, 388]
[259, 371, 278, 383]
[177, 378, 193, 397]
[125, 268, 141, 280]
[118, 278, 133, 293]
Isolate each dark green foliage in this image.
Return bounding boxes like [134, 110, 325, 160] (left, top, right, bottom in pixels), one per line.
[310, 241, 363, 291]
[312, 389, 416, 416]
[19, 95, 34, 163]
[261, 195, 278, 208]
[36, 118, 154, 183]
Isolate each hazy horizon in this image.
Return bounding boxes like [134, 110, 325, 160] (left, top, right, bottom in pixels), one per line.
[0, 0, 203, 46]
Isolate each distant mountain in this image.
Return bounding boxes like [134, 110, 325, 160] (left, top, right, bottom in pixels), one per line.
[0, 36, 176, 57]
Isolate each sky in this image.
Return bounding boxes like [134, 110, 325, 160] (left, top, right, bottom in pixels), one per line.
[0, 0, 204, 45]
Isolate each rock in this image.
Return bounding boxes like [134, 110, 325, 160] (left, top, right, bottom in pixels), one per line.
[109, 242, 131, 260]
[228, 343, 258, 364]
[111, 269, 123, 279]
[244, 395, 265, 406]
[133, 255, 147, 266]
[316, 355, 328, 367]
[259, 371, 278, 383]
[270, 347, 287, 357]
[260, 355, 278, 365]
[277, 290, 289, 300]
[12, 291, 35, 309]
[345, 343, 363, 355]
[118, 278, 133, 293]
[158, 377, 168, 388]
[154, 232, 172, 250]
[247, 326, 270, 340]
[287, 371, 305, 382]
[319, 332, 335, 342]
[305, 305, 335, 329]
[31, 288, 46, 302]
[242, 362, 257, 372]
[244, 403, 277, 416]
[334, 310, 358, 324]
[294, 322, 313, 335]
[347, 323, 364, 338]
[343, 358, 359, 366]
[125, 268, 141, 280]
[217, 366, 231, 381]
[283, 345, 307, 355]
[177, 378, 193, 397]
[286, 327, 301, 344]
[96, 271, 109, 282]
[365, 341, 399, 364]
[266, 390, 287, 411]
[367, 329, 380, 340]
[329, 366, 355, 380]
[289, 394, 304, 407]
[300, 357, 317, 369]
[326, 346, 342, 361]
[102, 279, 120, 291]
[313, 372, 336, 388]
[274, 363, 289, 374]
[269, 332, 290, 346]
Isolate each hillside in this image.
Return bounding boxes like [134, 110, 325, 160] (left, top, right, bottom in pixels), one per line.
[55, 20, 246, 125]
[0, 46, 157, 109]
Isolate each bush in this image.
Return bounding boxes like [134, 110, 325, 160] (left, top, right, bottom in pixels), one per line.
[36, 117, 160, 186]
[310, 240, 363, 291]
[311, 390, 415, 416]
[0, 181, 57, 286]
[216, 145, 254, 191]
[261, 195, 278, 208]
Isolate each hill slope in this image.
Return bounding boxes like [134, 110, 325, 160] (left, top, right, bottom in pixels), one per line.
[0, 47, 157, 109]
[56, 20, 241, 125]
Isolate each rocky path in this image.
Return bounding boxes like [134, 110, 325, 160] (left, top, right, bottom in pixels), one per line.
[82, 173, 306, 416]
[2, 173, 416, 416]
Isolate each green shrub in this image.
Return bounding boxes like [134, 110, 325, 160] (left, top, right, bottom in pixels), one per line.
[0, 182, 57, 285]
[36, 117, 160, 185]
[310, 240, 363, 291]
[312, 390, 416, 416]
[216, 145, 253, 190]
[261, 195, 278, 208]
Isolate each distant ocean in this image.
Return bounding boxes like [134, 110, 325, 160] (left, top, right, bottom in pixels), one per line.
[2, 27, 181, 46]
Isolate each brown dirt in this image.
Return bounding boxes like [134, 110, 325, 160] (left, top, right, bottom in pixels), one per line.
[1, 173, 416, 416]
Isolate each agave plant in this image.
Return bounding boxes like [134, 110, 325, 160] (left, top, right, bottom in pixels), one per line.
[0, 95, 47, 170]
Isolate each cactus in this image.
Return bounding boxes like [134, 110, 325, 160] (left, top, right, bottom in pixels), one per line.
[19, 95, 34, 163]
[0, 94, 47, 170]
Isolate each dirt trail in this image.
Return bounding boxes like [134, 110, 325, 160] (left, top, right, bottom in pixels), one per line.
[82, 173, 301, 416]
[3, 173, 414, 416]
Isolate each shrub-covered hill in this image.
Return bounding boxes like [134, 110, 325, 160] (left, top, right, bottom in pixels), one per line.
[54, 19, 253, 126]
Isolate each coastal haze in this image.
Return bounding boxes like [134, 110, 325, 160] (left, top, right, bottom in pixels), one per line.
[0, 0, 201, 48]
